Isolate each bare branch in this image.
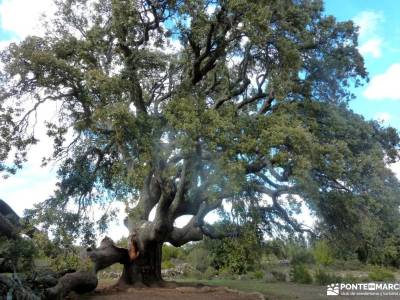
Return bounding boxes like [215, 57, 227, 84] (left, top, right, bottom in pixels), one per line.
[258, 88, 275, 114]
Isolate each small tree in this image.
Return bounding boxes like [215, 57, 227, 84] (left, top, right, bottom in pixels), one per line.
[313, 240, 334, 266]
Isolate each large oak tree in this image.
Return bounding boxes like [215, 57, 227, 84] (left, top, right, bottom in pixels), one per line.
[1, 0, 399, 297]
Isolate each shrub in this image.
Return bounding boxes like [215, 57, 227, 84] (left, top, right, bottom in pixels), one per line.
[290, 248, 314, 265]
[254, 270, 264, 280]
[271, 270, 287, 282]
[0, 237, 37, 272]
[313, 240, 334, 266]
[218, 267, 236, 279]
[368, 267, 395, 281]
[333, 259, 364, 271]
[205, 224, 263, 274]
[50, 251, 81, 272]
[290, 265, 313, 284]
[186, 246, 212, 272]
[343, 274, 365, 283]
[183, 269, 203, 279]
[204, 266, 218, 279]
[314, 268, 342, 285]
[247, 270, 264, 280]
[162, 260, 175, 269]
[163, 244, 186, 262]
[265, 239, 288, 259]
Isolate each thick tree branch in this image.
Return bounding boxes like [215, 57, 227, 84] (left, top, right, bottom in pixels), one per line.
[45, 272, 98, 299]
[86, 237, 130, 272]
[0, 199, 38, 239]
[168, 159, 190, 217]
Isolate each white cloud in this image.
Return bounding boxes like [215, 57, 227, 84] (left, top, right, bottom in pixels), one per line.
[353, 11, 384, 39]
[164, 38, 183, 54]
[353, 11, 384, 60]
[358, 38, 382, 58]
[0, 168, 57, 216]
[0, 39, 15, 50]
[206, 4, 216, 16]
[374, 112, 392, 124]
[390, 161, 400, 180]
[364, 64, 400, 100]
[0, 0, 55, 39]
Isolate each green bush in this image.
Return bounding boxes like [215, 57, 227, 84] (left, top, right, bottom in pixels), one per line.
[50, 250, 82, 272]
[163, 244, 186, 262]
[313, 240, 334, 266]
[333, 259, 364, 271]
[290, 248, 314, 265]
[368, 267, 395, 281]
[271, 270, 287, 282]
[343, 274, 366, 283]
[265, 239, 288, 259]
[247, 270, 264, 280]
[218, 267, 236, 279]
[0, 237, 37, 271]
[186, 246, 212, 272]
[183, 269, 203, 279]
[205, 224, 263, 274]
[253, 270, 264, 280]
[161, 260, 175, 269]
[314, 268, 342, 285]
[290, 265, 313, 284]
[204, 266, 218, 279]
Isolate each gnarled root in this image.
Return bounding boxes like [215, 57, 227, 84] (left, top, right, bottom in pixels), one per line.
[45, 271, 98, 299]
[45, 237, 131, 299]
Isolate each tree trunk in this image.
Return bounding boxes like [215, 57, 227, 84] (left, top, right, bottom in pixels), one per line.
[45, 271, 98, 299]
[118, 241, 163, 286]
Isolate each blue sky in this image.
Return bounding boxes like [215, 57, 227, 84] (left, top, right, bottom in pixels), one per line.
[0, 0, 399, 239]
[324, 0, 400, 129]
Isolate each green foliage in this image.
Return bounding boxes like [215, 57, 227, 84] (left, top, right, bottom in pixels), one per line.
[162, 244, 186, 262]
[313, 240, 334, 266]
[314, 268, 342, 285]
[362, 235, 400, 267]
[265, 239, 288, 259]
[217, 267, 236, 280]
[290, 265, 313, 284]
[290, 248, 315, 266]
[204, 266, 218, 280]
[115, 237, 128, 248]
[368, 267, 395, 282]
[50, 250, 81, 272]
[0, 237, 37, 271]
[271, 271, 287, 282]
[252, 270, 264, 280]
[205, 223, 262, 274]
[186, 244, 212, 273]
[183, 268, 203, 280]
[286, 237, 314, 265]
[0, 0, 398, 261]
[342, 274, 365, 283]
[161, 260, 175, 269]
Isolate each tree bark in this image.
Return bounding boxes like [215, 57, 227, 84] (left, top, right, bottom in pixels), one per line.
[118, 241, 163, 286]
[44, 236, 164, 298]
[45, 271, 98, 299]
[0, 199, 39, 239]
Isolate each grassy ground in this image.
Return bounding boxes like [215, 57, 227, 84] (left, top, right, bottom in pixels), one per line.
[176, 278, 400, 300]
[177, 278, 327, 300]
[96, 277, 400, 300]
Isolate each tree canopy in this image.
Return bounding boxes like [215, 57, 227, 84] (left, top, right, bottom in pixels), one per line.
[0, 0, 400, 291]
